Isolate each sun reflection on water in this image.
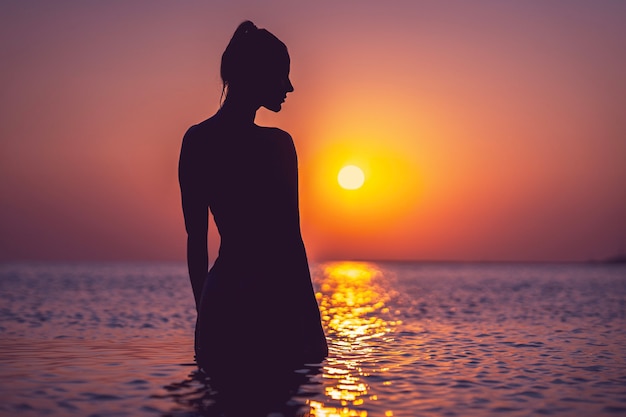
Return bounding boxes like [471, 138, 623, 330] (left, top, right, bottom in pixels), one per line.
[306, 262, 400, 416]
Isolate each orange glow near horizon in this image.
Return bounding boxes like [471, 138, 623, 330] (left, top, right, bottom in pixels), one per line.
[303, 139, 422, 239]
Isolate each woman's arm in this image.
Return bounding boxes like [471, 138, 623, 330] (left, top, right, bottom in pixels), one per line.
[278, 130, 329, 356]
[179, 127, 208, 312]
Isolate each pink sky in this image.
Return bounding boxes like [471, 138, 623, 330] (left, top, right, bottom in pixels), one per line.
[1, 1, 625, 262]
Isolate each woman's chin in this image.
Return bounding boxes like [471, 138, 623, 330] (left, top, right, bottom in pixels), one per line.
[263, 102, 283, 113]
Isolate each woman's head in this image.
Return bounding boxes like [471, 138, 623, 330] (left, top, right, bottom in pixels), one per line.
[220, 21, 294, 112]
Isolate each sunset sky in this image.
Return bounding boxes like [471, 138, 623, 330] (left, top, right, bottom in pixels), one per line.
[1, 1, 625, 262]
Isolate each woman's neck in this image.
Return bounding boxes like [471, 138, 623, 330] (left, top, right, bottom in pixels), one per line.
[217, 94, 258, 127]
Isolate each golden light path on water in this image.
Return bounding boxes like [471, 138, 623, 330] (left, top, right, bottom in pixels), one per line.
[307, 262, 401, 417]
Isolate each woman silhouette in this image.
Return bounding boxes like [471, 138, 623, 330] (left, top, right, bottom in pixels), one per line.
[179, 21, 328, 371]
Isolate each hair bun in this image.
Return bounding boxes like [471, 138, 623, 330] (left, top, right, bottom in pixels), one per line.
[235, 20, 258, 37]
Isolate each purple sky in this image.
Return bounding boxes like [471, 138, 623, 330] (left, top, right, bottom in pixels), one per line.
[1, 1, 625, 262]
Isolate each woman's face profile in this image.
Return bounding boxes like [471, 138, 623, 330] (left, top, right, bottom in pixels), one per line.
[258, 55, 294, 112]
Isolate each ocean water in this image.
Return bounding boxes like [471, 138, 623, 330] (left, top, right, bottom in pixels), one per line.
[0, 261, 625, 417]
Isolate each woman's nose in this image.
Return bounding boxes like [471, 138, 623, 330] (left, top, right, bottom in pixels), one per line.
[286, 78, 294, 93]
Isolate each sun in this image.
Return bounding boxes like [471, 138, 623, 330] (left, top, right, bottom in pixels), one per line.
[338, 165, 365, 190]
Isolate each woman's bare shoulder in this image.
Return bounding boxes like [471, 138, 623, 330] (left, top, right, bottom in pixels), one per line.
[258, 127, 297, 166]
[258, 126, 294, 149]
[181, 118, 227, 158]
[184, 117, 220, 140]
[257, 126, 291, 138]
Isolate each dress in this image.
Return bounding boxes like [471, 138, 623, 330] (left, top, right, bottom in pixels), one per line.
[179, 119, 328, 371]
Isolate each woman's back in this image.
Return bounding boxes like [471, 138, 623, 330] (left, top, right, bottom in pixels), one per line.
[181, 118, 303, 265]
